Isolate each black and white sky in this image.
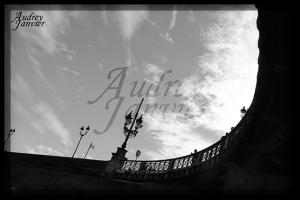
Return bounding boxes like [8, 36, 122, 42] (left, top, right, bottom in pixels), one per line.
[10, 5, 258, 160]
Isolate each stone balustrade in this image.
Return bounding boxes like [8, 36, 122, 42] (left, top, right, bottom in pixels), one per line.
[111, 106, 253, 181]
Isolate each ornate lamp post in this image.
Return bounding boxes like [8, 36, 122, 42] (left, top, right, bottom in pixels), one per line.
[105, 98, 144, 174]
[72, 126, 90, 158]
[121, 98, 144, 149]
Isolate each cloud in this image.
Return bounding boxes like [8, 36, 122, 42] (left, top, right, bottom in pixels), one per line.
[143, 62, 163, 82]
[16, 100, 73, 146]
[25, 144, 65, 157]
[11, 74, 72, 146]
[57, 45, 76, 61]
[27, 51, 41, 66]
[177, 10, 259, 132]
[12, 98, 35, 125]
[169, 10, 177, 30]
[31, 102, 73, 146]
[187, 11, 196, 23]
[59, 66, 82, 96]
[109, 9, 148, 66]
[160, 32, 173, 43]
[115, 10, 148, 41]
[143, 62, 164, 104]
[60, 67, 80, 76]
[26, 51, 66, 111]
[125, 42, 134, 67]
[13, 11, 76, 111]
[97, 61, 104, 70]
[17, 11, 70, 55]
[11, 73, 36, 103]
[58, 46, 76, 55]
[159, 10, 177, 43]
[144, 10, 258, 159]
[101, 10, 108, 25]
[144, 111, 213, 159]
[145, 17, 157, 27]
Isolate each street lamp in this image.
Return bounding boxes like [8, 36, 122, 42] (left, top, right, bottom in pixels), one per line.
[121, 98, 144, 149]
[105, 98, 144, 174]
[72, 126, 90, 158]
[4, 129, 16, 148]
[5, 129, 16, 144]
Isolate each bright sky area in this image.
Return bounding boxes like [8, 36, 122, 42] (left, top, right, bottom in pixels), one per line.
[9, 5, 258, 161]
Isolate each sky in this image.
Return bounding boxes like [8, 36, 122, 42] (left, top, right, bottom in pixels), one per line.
[9, 5, 259, 161]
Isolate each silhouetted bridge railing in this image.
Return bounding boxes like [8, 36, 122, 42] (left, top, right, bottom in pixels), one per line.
[111, 107, 253, 181]
[6, 106, 253, 183]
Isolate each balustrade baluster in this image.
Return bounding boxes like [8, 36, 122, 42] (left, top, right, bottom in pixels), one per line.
[178, 158, 183, 168]
[188, 156, 193, 167]
[169, 159, 175, 170]
[211, 147, 216, 157]
[224, 136, 229, 149]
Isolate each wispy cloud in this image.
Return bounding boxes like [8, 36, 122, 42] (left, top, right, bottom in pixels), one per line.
[25, 144, 65, 157]
[31, 102, 73, 146]
[160, 32, 173, 43]
[187, 11, 195, 23]
[110, 9, 148, 66]
[143, 62, 163, 83]
[169, 10, 177, 30]
[17, 11, 70, 55]
[126, 42, 134, 67]
[177, 10, 258, 132]
[57, 45, 76, 61]
[59, 66, 83, 99]
[101, 10, 108, 25]
[15, 10, 80, 111]
[60, 67, 80, 76]
[160, 10, 178, 43]
[115, 10, 148, 41]
[11, 73, 36, 103]
[176, 11, 258, 131]
[97, 61, 104, 70]
[144, 10, 258, 159]
[14, 100, 73, 146]
[144, 111, 213, 159]
[26, 51, 66, 111]
[57, 46, 76, 55]
[16, 10, 82, 56]
[11, 73, 73, 146]
[143, 62, 164, 104]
